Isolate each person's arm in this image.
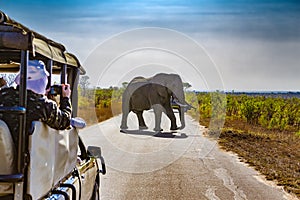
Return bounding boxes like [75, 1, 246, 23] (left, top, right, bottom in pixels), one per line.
[43, 84, 72, 130]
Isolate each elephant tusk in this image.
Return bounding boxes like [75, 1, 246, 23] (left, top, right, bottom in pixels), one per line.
[173, 99, 195, 110]
[172, 99, 187, 107]
[186, 103, 196, 110]
[176, 102, 188, 107]
[184, 100, 196, 110]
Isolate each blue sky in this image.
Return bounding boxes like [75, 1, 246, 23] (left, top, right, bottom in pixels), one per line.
[1, 0, 300, 91]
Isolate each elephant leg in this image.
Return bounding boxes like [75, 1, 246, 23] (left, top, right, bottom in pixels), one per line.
[153, 104, 163, 132]
[120, 102, 130, 130]
[120, 112, 129, 130]
[179, 107, 185, 129]
[136, 111, 148, 130]
[165, 104, 178, 130]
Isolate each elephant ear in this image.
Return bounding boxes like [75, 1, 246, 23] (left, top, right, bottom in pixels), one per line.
[157, 85, 172, 97]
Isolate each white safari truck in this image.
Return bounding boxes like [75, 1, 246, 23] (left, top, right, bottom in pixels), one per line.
[0, 11, 106, 200]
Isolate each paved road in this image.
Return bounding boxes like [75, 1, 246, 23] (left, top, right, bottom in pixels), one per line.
[80, 111, 296, 200]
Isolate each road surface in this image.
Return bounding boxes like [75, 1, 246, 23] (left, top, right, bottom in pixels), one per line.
[80, 111, 296, 200]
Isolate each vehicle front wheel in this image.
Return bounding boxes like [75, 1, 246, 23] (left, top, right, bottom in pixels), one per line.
[90, 182, 99, 200]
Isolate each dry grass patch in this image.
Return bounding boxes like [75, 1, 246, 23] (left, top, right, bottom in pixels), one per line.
[202, 118, 300, 198]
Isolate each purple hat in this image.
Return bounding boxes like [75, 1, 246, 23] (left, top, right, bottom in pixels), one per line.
[15, 60, 49, 95]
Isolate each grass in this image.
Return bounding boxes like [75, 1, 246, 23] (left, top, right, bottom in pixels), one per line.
[78, 102, 122, 125]
[201, 117, 300, 198]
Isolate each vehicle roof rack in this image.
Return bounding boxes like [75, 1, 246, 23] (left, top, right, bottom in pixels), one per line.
[0, 10, 85, 75]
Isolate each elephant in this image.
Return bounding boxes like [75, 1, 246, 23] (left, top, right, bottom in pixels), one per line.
[120, 73, 191, 132]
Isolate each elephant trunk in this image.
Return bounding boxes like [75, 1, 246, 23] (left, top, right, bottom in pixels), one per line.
[172, 96, 187, 130]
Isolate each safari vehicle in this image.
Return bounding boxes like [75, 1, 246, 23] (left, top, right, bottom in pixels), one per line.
[0, 11, 105, 200]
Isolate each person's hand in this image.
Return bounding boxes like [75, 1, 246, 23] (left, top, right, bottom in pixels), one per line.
[45, 88, 50, 96]
[62, 84, 71, 98]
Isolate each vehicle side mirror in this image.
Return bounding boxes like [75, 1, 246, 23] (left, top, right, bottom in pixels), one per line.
[87, 146, 102, 158]
[87, 146, 106, 175]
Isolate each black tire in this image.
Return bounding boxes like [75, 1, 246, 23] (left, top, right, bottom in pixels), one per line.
[90, 182, 100, 200]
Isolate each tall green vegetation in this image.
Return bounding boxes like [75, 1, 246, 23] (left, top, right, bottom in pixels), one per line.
[197, 93, 300, 133]
[77, 86, 123, 125]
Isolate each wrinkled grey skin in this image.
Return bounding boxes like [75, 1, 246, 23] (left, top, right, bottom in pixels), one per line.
[120, 73, 189, 132]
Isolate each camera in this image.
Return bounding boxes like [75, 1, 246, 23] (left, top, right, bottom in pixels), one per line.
[49, 85, 62, 95]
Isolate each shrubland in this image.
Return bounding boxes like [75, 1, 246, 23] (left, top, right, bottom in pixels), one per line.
[77, 86, 300, 197]
[77, 87, 122, 125]
[196, 92, 300, 197]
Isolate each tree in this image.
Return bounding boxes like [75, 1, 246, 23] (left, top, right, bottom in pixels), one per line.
[0, 73, 16, 86]
[79, 75, 90, 96]
[183, 82, 192, 91]
[122, 82, 128, 88]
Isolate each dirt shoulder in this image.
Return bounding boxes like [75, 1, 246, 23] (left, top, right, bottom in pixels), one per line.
[202, 118, 300, 199]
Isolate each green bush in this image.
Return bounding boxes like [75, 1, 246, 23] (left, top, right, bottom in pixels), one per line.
[197, 93, 300, 133]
